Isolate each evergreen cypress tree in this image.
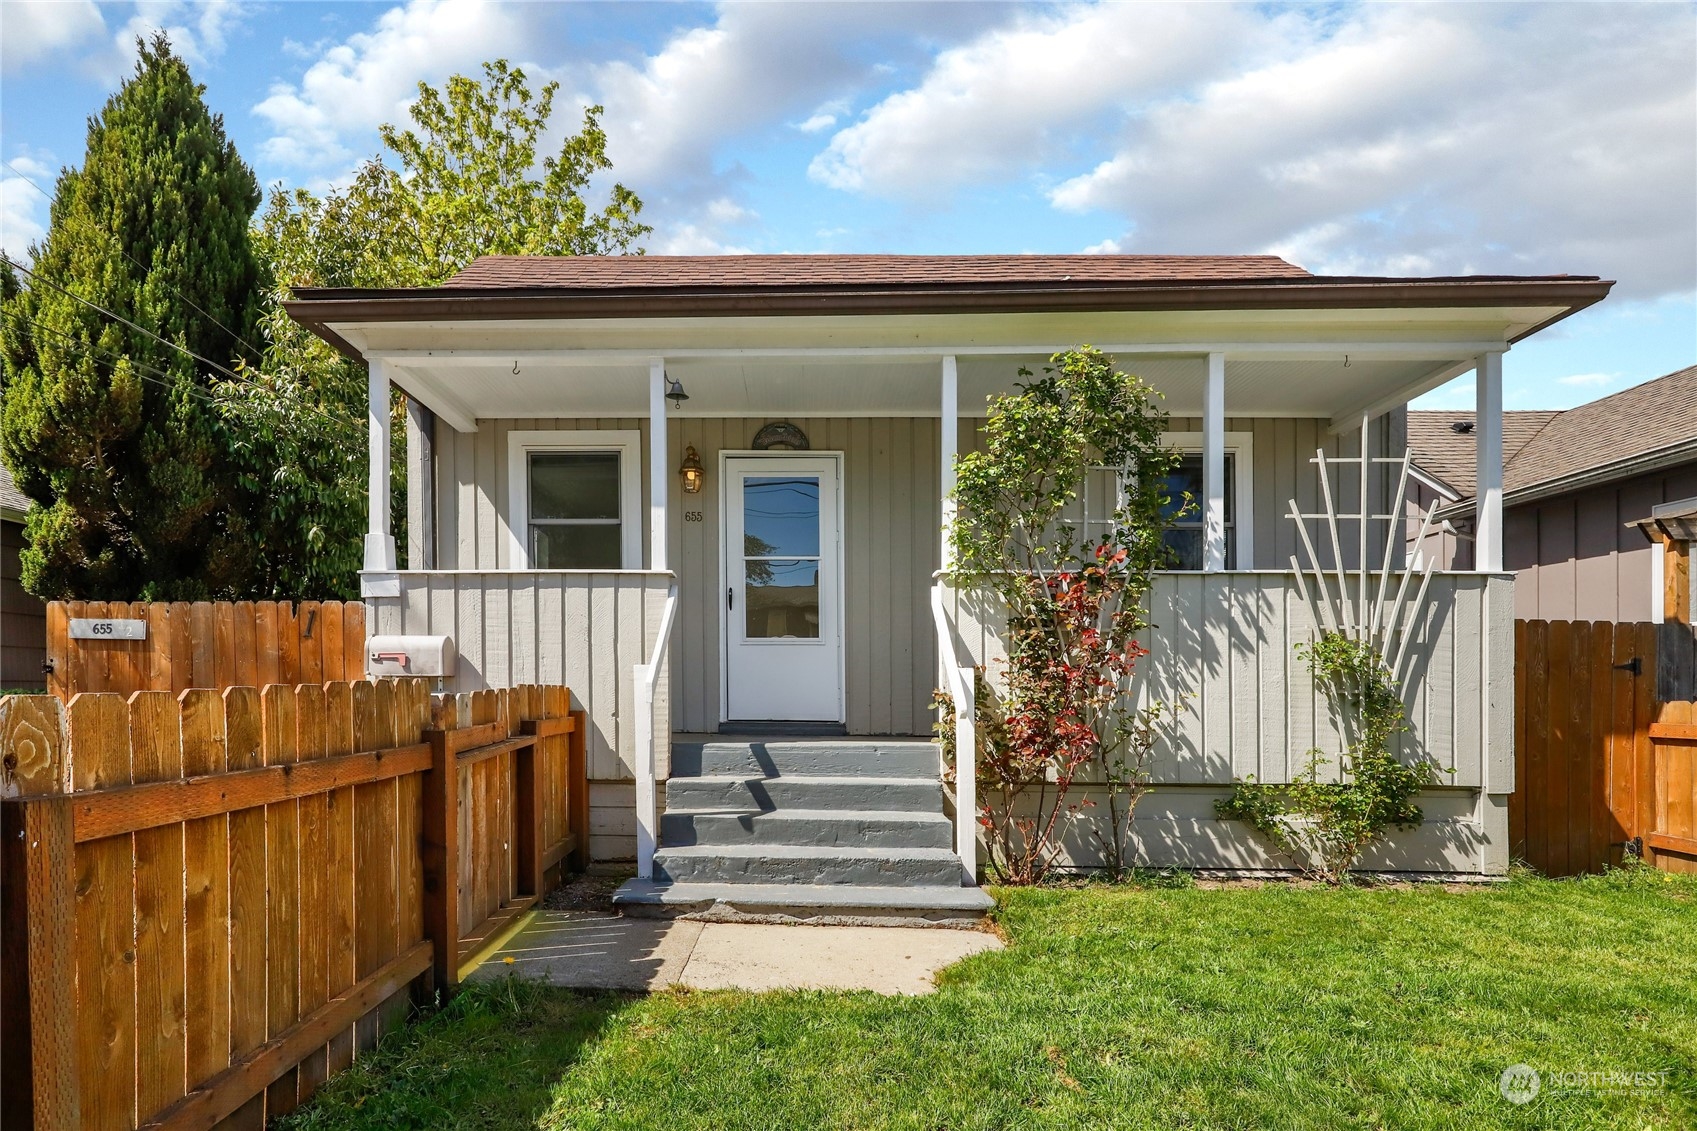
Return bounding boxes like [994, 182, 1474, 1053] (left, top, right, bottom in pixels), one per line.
[0, 33, 265, 599]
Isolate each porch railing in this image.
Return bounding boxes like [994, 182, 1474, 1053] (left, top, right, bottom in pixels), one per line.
[932, 570, 1513, 795]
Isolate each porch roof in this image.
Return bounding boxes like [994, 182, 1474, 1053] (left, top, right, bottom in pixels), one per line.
[284, 254, 1612, 432]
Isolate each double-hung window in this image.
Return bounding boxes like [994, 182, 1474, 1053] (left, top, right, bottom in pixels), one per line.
[1073, 433, 1254, 571]
[507, 431, 642, 568]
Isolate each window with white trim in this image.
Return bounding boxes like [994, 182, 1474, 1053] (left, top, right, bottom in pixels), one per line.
[1071, 433, 1254, 571]
[507, 431, 642, 568]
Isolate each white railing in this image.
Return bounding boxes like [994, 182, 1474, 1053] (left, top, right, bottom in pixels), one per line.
[930, 582, 977, 883]
[634, 581, 681, 881]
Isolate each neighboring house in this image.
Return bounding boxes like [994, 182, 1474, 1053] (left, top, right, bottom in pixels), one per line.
[0, 464, 46, 691]
[1409, 364, 1697, 622]
[286, 254, 1609, 907]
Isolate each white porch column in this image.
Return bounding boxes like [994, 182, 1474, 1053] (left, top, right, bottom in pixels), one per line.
[649, 359, 669, 572]
[364, 359, 396, 572]
[1202, 352, 1227, 572]
[1475, 351, 1504, 572]
[940, 355, 959, 569]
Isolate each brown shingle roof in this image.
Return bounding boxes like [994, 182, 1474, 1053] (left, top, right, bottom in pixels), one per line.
[1409, 364, 1697, 502]
[1502, 364, 1697, 494]
[439, 253, 1315, 290]
[1407, 409, 1561, 497]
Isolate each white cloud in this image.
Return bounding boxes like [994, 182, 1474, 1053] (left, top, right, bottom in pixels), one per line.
[810, 3, 1262, 194]
[1556, 371, 1623, 388]
[584, 3, 988, 256]
[1048, 5, 1695, 297]
[76, 1, 247, 81]
[810, 3, 1694, 299]
[1, 0, 104, 74]
[0, 153, 53, 261]
[253, 0, 534, 170]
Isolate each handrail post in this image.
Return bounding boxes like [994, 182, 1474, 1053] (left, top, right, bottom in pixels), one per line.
[634, 663, 657, 879]
[954, 671, 976, 882]
[634, 581, 680, 882]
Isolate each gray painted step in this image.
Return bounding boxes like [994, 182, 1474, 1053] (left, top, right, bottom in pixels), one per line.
[654, 844, 968, 887]
[671, 741, 939, 780]
[612, 877, 993, 921]
[662, 808, 954, 850]
[663, 774, 943, 813]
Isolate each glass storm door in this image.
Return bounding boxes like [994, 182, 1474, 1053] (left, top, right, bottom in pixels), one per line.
[723, 456, 843, 722]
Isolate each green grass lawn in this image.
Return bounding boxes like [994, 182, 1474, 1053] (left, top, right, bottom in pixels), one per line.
[281, 868, 1696, 1130]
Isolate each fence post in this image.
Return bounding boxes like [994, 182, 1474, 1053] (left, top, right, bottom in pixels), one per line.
[0, 695, 80, 1130]
[567, 708, 589, 871]
[421, 713, 461, 996]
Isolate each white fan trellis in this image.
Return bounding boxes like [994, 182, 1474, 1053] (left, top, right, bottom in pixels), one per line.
[1286, 415, 1442, 686]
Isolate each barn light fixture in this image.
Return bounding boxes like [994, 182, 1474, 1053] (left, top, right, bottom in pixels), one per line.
[679, 445, 705, 494]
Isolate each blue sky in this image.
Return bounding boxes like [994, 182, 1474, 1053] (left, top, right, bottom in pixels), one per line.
[2, 0, 1693, 411]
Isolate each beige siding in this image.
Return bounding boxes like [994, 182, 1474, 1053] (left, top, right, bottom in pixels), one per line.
[941, 571, 1514, 793]
[367, 570, 672, 783]
[420, 413, 1410, 735]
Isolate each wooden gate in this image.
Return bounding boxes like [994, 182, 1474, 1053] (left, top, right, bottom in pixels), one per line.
[1512, 619, 1697, 875]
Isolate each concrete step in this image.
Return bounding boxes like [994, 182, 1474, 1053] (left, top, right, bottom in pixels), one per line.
[671, 740, 939, 780]
[612, 877, 993, 924]
[663, 774, 943, 813]
[662, 808, 954, 850]
[654, 844, 968, 887]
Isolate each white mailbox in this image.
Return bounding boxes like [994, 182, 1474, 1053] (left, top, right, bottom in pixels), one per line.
[366, 635, 456, 679]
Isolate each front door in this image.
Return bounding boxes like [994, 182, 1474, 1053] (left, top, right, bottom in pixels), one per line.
[723, 455, 843, 722]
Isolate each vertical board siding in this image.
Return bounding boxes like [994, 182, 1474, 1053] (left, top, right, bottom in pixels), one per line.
[941, 571, 1511, 789]
[369, 572, 672, 781]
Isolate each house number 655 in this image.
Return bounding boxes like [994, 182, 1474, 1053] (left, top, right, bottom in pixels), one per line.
[684, 511, 704, 522]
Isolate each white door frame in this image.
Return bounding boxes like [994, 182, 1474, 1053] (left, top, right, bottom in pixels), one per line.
[718, 450, 846, 723]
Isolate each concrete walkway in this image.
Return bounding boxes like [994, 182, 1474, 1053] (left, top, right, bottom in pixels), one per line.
[467, 909, 1002, 995]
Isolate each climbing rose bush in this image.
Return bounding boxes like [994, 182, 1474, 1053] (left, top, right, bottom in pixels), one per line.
[943, 347, 1181, 883]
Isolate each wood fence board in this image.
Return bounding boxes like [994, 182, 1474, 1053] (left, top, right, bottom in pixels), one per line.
[293, 685, 330, 1102]
[1608, 626, 1637, 864]
[344, 604, 366, 683]
[70, 693, 137, 1130]
[221, 604, 245, 690]
[1636, 624, 1660, 859]
[132, 691, 189, 1117]
[180, 690, 231, 1092]
[223, 686, 267, 1129]
[1510, 621, 1528, 856]
[322, 681, 358, 1076]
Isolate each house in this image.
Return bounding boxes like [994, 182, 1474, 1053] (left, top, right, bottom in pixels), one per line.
[1, 464, 46, 692]
[285, 254, 1610, 910]
[1409, 364, 1697, 621]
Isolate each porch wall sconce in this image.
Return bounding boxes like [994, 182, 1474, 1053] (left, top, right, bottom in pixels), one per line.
[679, 445, 705, 494]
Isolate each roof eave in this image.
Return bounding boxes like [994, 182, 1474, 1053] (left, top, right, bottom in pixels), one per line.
[285, 276, 1615, 362]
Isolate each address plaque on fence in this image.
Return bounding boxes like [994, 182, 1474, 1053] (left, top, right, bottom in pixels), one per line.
[68, 617, 148, 640]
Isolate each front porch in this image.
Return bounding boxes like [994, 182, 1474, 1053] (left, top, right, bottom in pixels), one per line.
[275, 255, 1613, 887]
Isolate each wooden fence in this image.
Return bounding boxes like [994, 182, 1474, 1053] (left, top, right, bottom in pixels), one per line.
[1511, 620, 1696, 875]
[45, 601, 366, 701]
[0, 679, 586, 1131]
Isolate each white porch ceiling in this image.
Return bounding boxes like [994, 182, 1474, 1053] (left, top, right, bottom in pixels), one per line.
[381, 352, 1446, 427]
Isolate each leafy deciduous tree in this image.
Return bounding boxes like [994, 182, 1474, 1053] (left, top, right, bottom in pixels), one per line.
[227, 60, 650, 597]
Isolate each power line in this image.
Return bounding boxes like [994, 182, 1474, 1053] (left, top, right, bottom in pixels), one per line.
[5, 253, 252, 387]
[1, 158, 268, 364]
[16, 315, 221, 409]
